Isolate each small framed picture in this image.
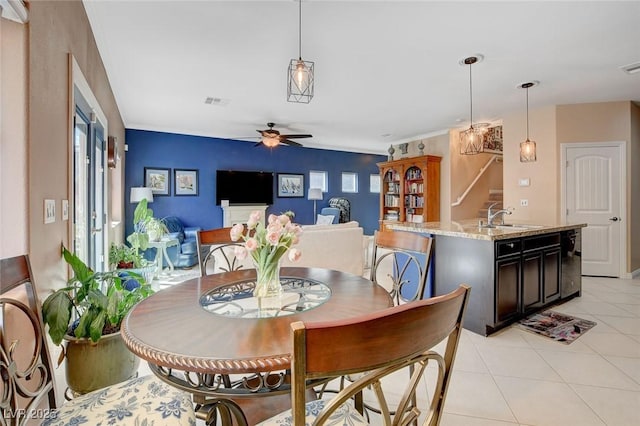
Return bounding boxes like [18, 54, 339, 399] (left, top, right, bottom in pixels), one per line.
[144, 167, 171, 196]
[174, 169, 199, 196]
[277, 173, 304, 198]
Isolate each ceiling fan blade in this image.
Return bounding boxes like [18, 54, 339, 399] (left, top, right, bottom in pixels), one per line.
[281, 134, 312, 139]
[281, 139, 303, 147]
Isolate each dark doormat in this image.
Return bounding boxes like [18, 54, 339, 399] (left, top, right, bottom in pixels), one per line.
[518, 310, 597, 344]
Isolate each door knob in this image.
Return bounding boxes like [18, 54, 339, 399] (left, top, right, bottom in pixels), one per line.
[609, 217, 620, 222]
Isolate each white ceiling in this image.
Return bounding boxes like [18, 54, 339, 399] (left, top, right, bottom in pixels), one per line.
[83, 0, 640, 155]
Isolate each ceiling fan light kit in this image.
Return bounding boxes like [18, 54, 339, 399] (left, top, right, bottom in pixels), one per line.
[519, 81, 539, 162]
[256, 122, 312, 147]
[287, 0, 314, 103]
[459, 55, 485, 155]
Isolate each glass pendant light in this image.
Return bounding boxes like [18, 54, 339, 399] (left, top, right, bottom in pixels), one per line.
[459, 55, 485, 155]
[287, 0, 314, 103]
[519, 81, 538, 162]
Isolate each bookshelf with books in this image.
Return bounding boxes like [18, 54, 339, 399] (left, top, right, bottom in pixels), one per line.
[381, 168, 401, 221]
[377, 155, 441, 228]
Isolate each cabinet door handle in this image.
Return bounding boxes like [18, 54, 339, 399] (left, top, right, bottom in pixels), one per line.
[507, 243, 515, 248]
[609, 216, 620, 222]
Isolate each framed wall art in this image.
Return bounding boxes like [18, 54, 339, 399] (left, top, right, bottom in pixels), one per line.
[174, 169, 199, 196]
[144, 167, 170, 196]
[482, 125, 504, 154]
[277, 173, 304, 198]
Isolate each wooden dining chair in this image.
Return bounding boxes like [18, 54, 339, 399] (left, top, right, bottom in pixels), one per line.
[196, 227, 249, 276]
[257, 285, 470, 426]
[1, 254, 196, 425]
[370, 230, 434, 305]
[317, 230, 434, 411]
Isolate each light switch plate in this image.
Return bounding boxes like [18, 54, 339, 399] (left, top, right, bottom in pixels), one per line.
[62, 199, 69, 221]
[44, 199, 56, 224]
[518, 178, 530, 187]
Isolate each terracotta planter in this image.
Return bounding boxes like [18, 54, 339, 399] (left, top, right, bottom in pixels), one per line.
[64, 331, 139, 395]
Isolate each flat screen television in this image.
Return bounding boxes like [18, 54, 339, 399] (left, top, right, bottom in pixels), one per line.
[216, 170, 274, 205]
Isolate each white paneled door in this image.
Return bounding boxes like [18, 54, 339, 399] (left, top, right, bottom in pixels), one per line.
[564, 143, 625, 277]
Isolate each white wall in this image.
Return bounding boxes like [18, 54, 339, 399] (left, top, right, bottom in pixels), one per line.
[502, 105, 558, 224]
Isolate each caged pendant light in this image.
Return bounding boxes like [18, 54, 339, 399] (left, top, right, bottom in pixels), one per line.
[459, 55, 485, 155]
[287, 0, 314, 103]
[519, 81, 539, 162]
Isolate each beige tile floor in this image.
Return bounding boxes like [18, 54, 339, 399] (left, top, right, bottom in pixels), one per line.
[138, 275, 640, 425]
[435, 275, 640, 426]
[304, 275, 640, 426]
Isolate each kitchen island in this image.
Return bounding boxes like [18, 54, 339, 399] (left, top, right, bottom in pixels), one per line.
[387, 220, 586, 336]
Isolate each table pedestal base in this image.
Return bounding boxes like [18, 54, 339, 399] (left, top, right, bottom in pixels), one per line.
[194, 388, 317, 425]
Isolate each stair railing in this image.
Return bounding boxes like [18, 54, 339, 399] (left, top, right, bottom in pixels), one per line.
[451, 155, 501, 207]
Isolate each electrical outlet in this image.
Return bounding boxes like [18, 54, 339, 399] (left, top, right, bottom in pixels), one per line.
[520, 199, 529, 207]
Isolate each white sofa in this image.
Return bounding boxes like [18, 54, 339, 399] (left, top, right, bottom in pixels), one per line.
[280, 221, 365, 276]
[204, 221, 366, 277]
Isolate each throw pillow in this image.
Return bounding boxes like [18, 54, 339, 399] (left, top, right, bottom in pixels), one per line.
[316, 214, 335, 225]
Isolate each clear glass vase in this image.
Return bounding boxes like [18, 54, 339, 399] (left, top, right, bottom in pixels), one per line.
[253, 257, 283, 314]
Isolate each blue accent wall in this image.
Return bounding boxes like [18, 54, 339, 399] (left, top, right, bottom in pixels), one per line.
[124, 129, 386, 237]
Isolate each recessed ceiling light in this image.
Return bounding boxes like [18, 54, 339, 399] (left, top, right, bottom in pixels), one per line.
[620, 61, 640, 75]
[458, 54, 484, 66]
[516, 80, 540, 89]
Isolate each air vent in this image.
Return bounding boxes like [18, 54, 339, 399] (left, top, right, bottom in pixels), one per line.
[620, 62, 640, 75]
[204, 97, 230, 106]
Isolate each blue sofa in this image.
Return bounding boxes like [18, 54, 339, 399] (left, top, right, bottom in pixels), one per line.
[143, 216, 200, 268]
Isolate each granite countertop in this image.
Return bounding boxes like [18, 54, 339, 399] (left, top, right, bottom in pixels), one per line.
[386, 219, 587, 241]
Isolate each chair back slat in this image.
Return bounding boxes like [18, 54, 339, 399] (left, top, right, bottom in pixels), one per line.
[290, 285, 470, 426]
[1, 255, 57, 423]
[196, 228, 248, 276]
[370, 230, 434, 304]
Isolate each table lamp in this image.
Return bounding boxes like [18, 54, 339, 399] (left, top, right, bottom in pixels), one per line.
[308, 187, 323, 219]
[130, 187, 154, 204]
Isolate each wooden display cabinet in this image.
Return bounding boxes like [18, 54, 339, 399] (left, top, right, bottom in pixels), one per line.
[377, 155, 441, 228]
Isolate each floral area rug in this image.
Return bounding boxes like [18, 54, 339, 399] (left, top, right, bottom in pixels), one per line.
[518, 310, 596, 344]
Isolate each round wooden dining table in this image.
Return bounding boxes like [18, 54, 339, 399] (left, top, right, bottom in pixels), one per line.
[121, 267, 393, 425]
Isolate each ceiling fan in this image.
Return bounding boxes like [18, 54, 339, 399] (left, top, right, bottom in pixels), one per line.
[256, 122, 312, 147]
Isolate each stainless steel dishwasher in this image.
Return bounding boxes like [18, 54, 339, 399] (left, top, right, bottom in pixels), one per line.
[561, 229, 582, 298]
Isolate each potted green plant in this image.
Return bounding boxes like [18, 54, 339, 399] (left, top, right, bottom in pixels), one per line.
[42, 245, 154, 394]
[108, 242, 145, 269]
[126, 198, 168, 248]
[144, 217, 169, 242]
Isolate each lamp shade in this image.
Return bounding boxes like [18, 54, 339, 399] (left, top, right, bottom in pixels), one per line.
[308, 188, 323, 201]
[130, 187, 154, 203]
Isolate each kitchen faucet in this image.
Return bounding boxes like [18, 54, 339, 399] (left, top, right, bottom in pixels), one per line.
[486, 202, 514, 227]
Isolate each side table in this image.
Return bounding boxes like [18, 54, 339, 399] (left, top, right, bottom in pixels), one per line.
[147, 238, 179, 278]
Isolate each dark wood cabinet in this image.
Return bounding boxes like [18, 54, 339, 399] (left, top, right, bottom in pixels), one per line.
[496, 236, 561, 326]
[522, 252, 543, 312]
[434, 229, 577, 336]
[495, 256, 520, 324]
[543, 248, 561, 303]
[521, 233, 561, 312]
